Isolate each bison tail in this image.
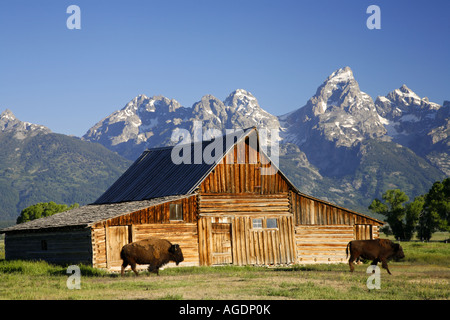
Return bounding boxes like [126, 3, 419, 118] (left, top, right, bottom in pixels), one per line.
[346, 241, 351, 259]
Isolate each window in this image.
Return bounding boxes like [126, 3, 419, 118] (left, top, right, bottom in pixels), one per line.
[266, 218, 278, 229]
[170, 203, 183, 221]
[41, 240, 48, 251]
[252, 218, 262, 229]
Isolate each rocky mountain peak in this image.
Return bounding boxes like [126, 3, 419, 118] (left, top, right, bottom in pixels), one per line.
[326, 66, 355, 83]
[281, 67, 386, 150]
[222, 89, 280, 130]
[0, 109, 51, 137]
[307, 66, 368, 116]
[1, 108, 15, 119]
[376, 85, 442, 121]
[374, 86, 448, 162]
[399, 84, 413, 93]
[224, 89, 258, 110]
[1, 109, 20, 127]
[124, 94, 184, 114]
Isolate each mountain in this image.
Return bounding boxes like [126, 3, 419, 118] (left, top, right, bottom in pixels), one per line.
[83, 95, 190, 160]
[83, 89, 280, 160]
[375, 86, 450, 174]
[280, 67, 388, 176]
[281, 67, 387, 147]
[80, 67, 449, 214]
[2, 67, 445, 221]
[279, 67, 447, 211]
[0, 109, 132, 221]
[0, 109, 51, 136]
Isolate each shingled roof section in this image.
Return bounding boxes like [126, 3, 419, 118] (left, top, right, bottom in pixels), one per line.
[0, 195, 190, 233]
[93, 127, 253, 204]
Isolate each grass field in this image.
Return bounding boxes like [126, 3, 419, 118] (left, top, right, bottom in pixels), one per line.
[0, 235, 449, 300]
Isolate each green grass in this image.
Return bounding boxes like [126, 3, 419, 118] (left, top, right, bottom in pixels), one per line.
[0, 238, 449, 300]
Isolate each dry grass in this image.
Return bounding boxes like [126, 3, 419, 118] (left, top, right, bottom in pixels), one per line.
[0, 238, 449, 300]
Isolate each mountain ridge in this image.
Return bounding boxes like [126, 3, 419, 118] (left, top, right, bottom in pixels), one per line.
[1, 66, 447, 220]
[0, 109, 132, 221]
[80, 66, 448, 214]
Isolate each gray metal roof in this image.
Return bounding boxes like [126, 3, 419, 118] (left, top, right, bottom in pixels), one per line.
[94, 128, 254, 204]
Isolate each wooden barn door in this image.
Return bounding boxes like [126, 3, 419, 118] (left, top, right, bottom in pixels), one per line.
[211, 223, 232, 265]
[244, 215, 295, 266]
[106, 226, 131, 269]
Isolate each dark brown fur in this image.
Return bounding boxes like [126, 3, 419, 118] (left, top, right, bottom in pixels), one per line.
[120, 237, 184, 276]
[346, 239, 405, 275]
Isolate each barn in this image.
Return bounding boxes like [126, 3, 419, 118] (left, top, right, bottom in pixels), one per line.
[1, 127, 383, 270]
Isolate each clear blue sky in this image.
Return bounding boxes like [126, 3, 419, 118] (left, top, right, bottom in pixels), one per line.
[0, 0, 449, 136]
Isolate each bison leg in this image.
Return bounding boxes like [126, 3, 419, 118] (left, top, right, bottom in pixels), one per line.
[130, 262, 139, 276]
[380, 259, 392, 275]
[148, 265, 160, 276]
[348, 255, 357, 272]
[121, 261, 128, 276]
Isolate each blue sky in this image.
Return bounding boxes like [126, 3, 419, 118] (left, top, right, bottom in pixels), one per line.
[0, 0, 449, 136]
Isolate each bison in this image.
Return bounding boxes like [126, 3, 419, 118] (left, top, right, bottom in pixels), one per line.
[120, 238, 184, 276]
[346, 239, 405, 275]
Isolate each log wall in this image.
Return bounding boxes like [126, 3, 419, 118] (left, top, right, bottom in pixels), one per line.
[290, 191, 383, 226]
[354, 224, 379, 240]
[295, 225, 354, 264]
[92, 195, 197, 228]
[198, 193, 291, 215]
[5, 228, 92, 265]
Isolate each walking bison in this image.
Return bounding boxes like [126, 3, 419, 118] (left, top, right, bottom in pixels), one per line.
[346, 239, 405, 275]
[120, 238, 184, 276]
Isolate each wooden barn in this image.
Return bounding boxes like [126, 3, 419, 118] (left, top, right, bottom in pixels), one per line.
[1, 127, 383, 270]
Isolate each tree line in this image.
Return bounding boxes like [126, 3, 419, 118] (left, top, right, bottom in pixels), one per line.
[369, 178, 449, 241]
[16, 202, 79, 224]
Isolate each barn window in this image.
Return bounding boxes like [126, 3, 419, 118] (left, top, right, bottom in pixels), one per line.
[170, 203, 183, 221]
[266, 218, 278, 229]
[252, 218, 262, 229]
[41, 240, 48, 251]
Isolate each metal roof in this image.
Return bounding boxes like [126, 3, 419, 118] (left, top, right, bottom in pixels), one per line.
[93, 128, 254, 204]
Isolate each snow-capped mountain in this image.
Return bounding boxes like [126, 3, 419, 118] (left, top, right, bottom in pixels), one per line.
[375, 85, 448, 149]
[279, 67, 389, 176]
[83, 89, 280, 160]
[0, 109, 51, 138]
[83, 95, 190, 159]
[375, 85, 449, 174]
[280, 66, 387, 148]
[224, 89, 280, 130]
[81, 66, 448, 213]
[1, 66, 445, 219]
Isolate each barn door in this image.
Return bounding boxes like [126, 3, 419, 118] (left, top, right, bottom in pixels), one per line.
[106, 226, 131, 268]
[211, 223, 232, 265]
